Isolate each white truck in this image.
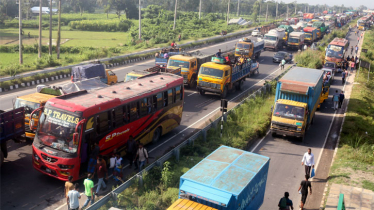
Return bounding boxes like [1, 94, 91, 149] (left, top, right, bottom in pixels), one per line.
[264, 28, 286, 51]
[251, 29, 262, 37]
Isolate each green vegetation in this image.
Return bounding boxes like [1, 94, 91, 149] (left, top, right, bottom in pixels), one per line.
[98, 81, 277, 210]
[329, 30, 374, 191]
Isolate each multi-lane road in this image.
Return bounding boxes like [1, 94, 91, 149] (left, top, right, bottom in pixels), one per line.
[0, 28, 357, 210]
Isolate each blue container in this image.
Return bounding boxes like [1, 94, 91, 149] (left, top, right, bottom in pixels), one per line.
[179, 146, 270, 210]
[275, 67, 323, 123]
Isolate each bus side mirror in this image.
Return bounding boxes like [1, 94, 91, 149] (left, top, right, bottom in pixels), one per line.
[29, 119, 35, 131]
[73, 133, 79, 145]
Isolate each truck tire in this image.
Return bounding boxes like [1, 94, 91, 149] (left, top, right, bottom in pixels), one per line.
[189, 77, 196, 89]
[199, 89, 205, 96]
[271, 132, 277, 137]
[236, 80, 244, 91]
[221, 87, 228, 99]
[1, 142, 7, 159]
[0, 150, 3, 167]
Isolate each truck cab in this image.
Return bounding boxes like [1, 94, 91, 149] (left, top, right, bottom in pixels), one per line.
[197, 61, 230, 97]
[71, 64, 117, 85]
[14, 93, 56, 139]
[271, 99, 308, 138]
[167, 55, 199, 88]
[287, 32, 305, 50]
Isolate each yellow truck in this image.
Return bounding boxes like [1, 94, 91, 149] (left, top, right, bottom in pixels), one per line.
[234, 37, 264, 59]
[14, 93, 56, 139]
[167, 53, 214, 88]
[271, 67, 323, 141]
[197, 57, 259, 98]
[125, 66, 181, 82]
[167, 199, 217, 210]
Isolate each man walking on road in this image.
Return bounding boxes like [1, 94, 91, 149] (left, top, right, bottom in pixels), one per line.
[298, 175, 312, 210]
[278, 192, 294, 210]
[94, 157, 107, 196]
[281, 58, 286, 70]
[126, 137, 136, 168]
[342, 70, 346, 85]
[88, 142, 100, 173]
[67, 183, 81, 210]
[355, 45, 358, 54]
[339, 91, 345, 109]
[65, 176, 74, 200]
[333, 90, 340, 110]
[301, 148, 314, 177]
[82, 174, 95, 209]
[134, 143, 149, 171]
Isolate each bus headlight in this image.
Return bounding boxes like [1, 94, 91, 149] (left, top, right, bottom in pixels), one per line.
[58, 164, 75, 169]
[297, 127, 302, 131]
[34, 153, 40, 161]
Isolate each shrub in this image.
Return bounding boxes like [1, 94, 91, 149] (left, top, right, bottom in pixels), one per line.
[69, 19, 133, 32]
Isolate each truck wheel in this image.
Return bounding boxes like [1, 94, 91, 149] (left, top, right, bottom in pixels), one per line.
[221, 87, 228, 99]
[199, 89, 205, 96]
[110, 82, 114, 85]
[237, 80, 244, 91]
[1, 142, 7, 159]
[189, 77, 196, 89]
[271, 132, 277, 137]
[0, 150, 3, 167]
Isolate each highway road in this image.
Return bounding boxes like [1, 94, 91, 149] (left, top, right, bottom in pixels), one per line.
[0, 33, 289, 210]
[0, 27, 357, 210]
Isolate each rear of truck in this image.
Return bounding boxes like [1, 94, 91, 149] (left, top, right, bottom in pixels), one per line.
[303, 27, 317, 45]
[176, 146, 269, 210]
[0, 107, 25, 166]
[71, 64, 117, 85]
[270, 67, 323, 141]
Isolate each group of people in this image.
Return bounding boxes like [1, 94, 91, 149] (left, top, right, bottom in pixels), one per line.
[333, 90, 345, 111]
[278, 148, 314, 210]
[65, 139, 149, 209]
[215, 49, 260, 74]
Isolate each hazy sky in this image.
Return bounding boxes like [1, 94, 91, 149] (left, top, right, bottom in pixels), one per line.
[281, 0, 374, 10]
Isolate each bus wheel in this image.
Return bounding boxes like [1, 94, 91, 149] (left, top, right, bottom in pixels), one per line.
[152, 127, 162, 144]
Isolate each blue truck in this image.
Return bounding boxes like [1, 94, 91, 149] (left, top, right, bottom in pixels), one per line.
[270, 67, 323, 141]
[0, 107, 25, 166]
[155, 48, 182, 68]
[171, 145, 270, 210]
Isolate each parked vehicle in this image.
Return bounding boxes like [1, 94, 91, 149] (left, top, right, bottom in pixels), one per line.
[71, 64, 117, 85]
[312, 21, 327, 39]
[323, 62, 338, 73]
[287, 32, 305, 50]
[318, 68, 335, 109]
[325, 38, 349, 68]
[0, 108, 25, 166]
[32, 72, 184, 181]
[124, 66, 181, 82]
[303, 13, 315, 22]
[155, 48, 182, 68]
[271, 67, 323, 141]
[235, 36, 264, 59]
[167, 146, 270, 210]
[197, 56, 259, 98]
[272, 51, 292, 63]
[264, 28, 286, 51]
[251, 29, 262, 37]
[278, 25, 294, 44]
[303, 27, 318, 45]
[167, 52, 214, 88]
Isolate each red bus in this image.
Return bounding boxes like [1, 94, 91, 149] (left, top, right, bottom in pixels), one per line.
[32, 73, 184, 181]
[325, 38, 349, 68]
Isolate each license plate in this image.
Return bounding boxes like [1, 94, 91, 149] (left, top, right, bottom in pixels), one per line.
[46, 168, 52, 173]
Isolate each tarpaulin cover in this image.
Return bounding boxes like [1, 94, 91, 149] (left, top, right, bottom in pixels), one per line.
[303, 13, 314, 19]
[71, 64, 105, 82]
[312, 21, 326, 32]
[278, 25, 294, 33]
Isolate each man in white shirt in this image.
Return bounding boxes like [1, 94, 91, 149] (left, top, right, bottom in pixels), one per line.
[301, 148, 315, 177]
[67, 183, 81, 210]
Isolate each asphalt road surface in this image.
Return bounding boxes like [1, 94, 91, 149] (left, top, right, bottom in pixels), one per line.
[1, 33, 290, 210]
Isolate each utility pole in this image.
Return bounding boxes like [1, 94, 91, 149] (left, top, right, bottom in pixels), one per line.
[305, 5, 306, 13]
[38, 0, 42, 58]
[287, 5, 289, 20]
[237, 0, 240, 17]
[259, 3, 261, 22]
[276, 1, 278, 20]
[265, 3, 268, 22]
[227, 0, 230, 24]
[173, 0, 178, 30]
[308, 5, 309, 13]
[199, 0, 202, 19]
[18, 0, 23, 64]
[139, 0, 141, 39]
[49, 0, 52, 55]
[295, 1, 297, 15]
[56, 0, 61, 59]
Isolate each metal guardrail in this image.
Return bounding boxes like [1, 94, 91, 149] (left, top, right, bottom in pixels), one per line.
[0, 28, 258, 83]
[337, 194, 346, 210]
[86, 64, 296, 210]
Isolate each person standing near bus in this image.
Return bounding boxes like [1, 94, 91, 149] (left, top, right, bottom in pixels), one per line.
[82, 174, 95, 209]
[87, 142, 100, 173]
[134, 143, 149, 171]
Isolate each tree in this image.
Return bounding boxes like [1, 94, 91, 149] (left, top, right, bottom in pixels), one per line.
[56, 0, 61, 59]
[109, 0, 126, 19]
[251, 0, 260, 22]
[97, 0, 110, 18]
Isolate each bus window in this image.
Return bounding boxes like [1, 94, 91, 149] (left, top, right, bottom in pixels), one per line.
[163, 91, 168, 107]
[156, 93, 163, 109]
[130, 102, 139, 121]
[168, 89, 173, 105]
[96, 112, 109, 134]
[140, 98, 148, 117]
[147, 97, 152, 114]
[175, 86, 181, 102]
[113, 107, 124, 128]
[123, 105, 129, 123]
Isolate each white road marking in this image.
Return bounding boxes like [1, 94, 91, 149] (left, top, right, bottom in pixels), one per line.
[187, 92, 196, 97]
[251, 130, 270, 152]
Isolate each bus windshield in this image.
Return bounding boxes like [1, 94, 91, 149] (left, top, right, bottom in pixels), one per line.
[168, 59, 190, 69]
[326, 45, 344, 59]
[14, 98, 41, 117]
[273, 104, 305, 120]
[36, 108, 80, 154]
